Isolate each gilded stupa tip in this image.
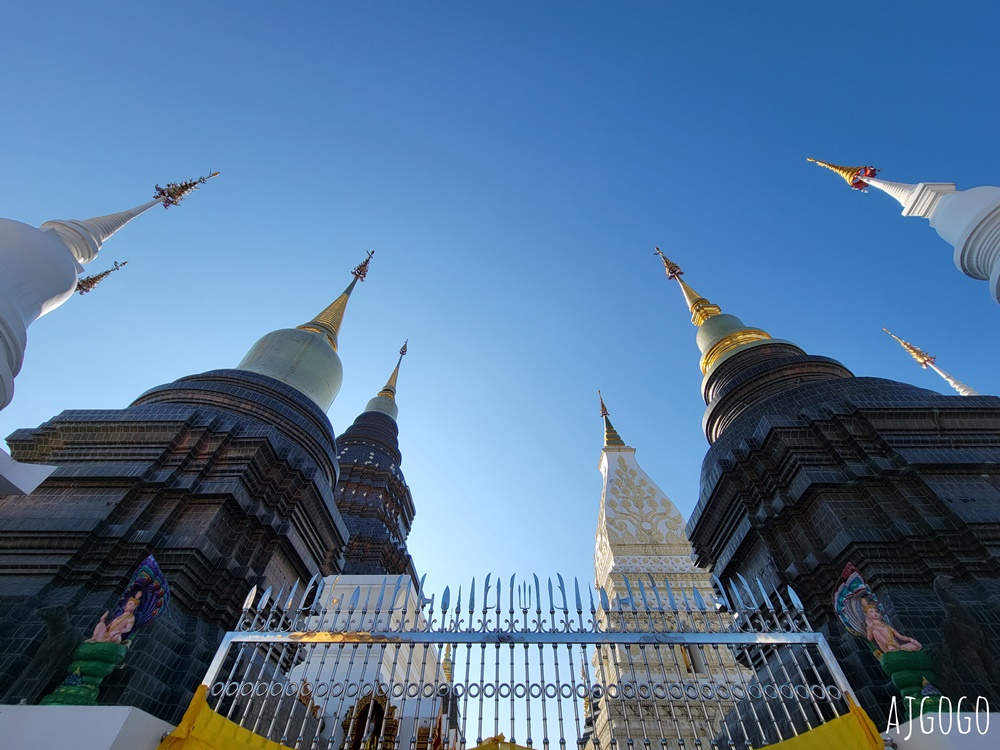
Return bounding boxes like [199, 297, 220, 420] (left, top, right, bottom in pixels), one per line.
[807, 157, 878, 191]
[442, 644, 453, 682]
[378, 339, 408, 400]
[598, 390, 625, 447]
[883, 327, 935, 368]
[654, 249, 721, 326]
[297, 251, 375, 350]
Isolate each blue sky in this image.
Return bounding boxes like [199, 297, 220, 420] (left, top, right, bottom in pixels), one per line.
[2, 2, 999, 601]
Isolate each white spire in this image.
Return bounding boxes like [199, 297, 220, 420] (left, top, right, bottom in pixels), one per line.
[928, 363, 979, 397]
[593, 398, 698, 592]
[862, 177, 919, 211]
[0, 173, 217, 419]
[810, 158, 1000, 304]
[862, 176, 957, 218]
[41, 200, 161, 265]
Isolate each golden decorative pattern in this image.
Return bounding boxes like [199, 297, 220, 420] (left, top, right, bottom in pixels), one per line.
[807, 157, 868, 185]
[654, 250, 722, 326]
[699, 328, 772, 374]
[605, 455, 685, 546]
[883, 327, 935, 368]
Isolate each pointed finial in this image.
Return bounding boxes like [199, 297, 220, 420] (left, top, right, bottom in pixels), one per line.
[656, 250, 773, 376]
[442, 643, 453, 682]
[598, 390, 625, 447]
[42, 172, 220, 265]
[883, 328, 934, 368]
[377, 339, 408, 400]
[76, 260, 128, 295]
[883, 328, 979, 396]
[298, 251, 375, 350]
[153, 171, 220, 208]
[352, 250, 374, 281]
[807, 158, 878, 191]
[655, 247, 684, 280]
[654, 249, 722, 326]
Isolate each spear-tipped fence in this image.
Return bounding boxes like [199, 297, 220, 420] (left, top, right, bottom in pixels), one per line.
[199, 573, 862, 750]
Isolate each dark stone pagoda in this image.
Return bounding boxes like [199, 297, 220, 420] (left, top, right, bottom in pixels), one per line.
[0, 256, 374, 723]
[334, 342, 418, 584]
[655, 251, 1000, 723]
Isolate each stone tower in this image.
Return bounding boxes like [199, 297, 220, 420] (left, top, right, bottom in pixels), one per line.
[655, 251, 1000, 722]
[0, 253, 375, 722]
[334, 341, 418, 583]
[590, 393, 742, 747]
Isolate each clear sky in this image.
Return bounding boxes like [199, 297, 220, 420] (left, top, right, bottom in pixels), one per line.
[2, 2, 999, 603]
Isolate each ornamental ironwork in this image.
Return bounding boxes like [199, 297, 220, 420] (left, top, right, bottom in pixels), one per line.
[199, 573, 862, 750]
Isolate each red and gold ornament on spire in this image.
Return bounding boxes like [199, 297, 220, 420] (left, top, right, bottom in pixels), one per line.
[807, 158, 878, 191]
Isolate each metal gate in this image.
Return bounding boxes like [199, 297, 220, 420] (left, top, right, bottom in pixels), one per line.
[200, 573, 860, 750]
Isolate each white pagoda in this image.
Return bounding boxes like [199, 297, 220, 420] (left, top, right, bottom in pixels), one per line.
[810, 158, 1000, 304]
[0, 174, 215, 493]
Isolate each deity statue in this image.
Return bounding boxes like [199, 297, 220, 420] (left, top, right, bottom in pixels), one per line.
[833, 562, 942, 717]
[40, 555, 169, 706]
[861, 597, 922, 655]
[87, 592, 142, 643]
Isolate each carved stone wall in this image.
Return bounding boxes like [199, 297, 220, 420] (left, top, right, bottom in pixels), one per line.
[691, 365, 1000, 723]
[0, 369, 349, 722]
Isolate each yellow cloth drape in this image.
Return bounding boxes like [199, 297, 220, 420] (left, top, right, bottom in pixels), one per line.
[158, 687, 881, 750]
[158, 684, 293, 750]
[765, 696, 883, 750]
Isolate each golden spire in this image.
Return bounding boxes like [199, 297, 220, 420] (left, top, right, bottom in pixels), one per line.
[882, 328, 935, 368]
[883, 328, 979, 397]
[377, 340, 408, 400]
[297, 251, 374, 350]
[442, 644, 453, 682]
[656, 249, 773, 375]
[598, 390, 625, 447]
[654, 248, 721, 326]
[807, 158, 877, 190]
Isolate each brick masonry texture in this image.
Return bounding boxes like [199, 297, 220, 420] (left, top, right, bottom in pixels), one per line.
[0, 369, 349, 723]
[687, 343, 1000, 724]
[334, 409, 417, 584]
